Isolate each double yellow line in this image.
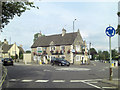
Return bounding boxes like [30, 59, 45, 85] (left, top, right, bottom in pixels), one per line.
[0, 66, 7, 88]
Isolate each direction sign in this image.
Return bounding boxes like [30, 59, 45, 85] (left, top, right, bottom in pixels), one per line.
[105, 26, 116, 37]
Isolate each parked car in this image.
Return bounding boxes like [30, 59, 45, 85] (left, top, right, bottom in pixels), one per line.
[118, 60, 120, 66]
[1, 58, 4, 62]
[51, 58, 70, 66]
[3, 58, 14, 66]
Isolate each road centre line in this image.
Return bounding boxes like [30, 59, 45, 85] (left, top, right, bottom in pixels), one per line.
[35, 80, 49, 82]
[52, 80, 65, 82]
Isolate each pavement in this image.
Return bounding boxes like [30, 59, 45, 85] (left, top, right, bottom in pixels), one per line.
[100, 78, 120, 89]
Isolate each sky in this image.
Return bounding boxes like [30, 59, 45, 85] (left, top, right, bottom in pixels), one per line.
[0, 1, 119, 51]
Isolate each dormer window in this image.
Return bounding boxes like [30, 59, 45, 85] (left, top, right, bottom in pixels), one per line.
[50, 46, 55, 51]
[61, 46, 65, 51]
[76, 45, 80, 51]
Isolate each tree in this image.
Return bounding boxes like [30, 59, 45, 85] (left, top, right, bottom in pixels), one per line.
[19, 51, 23, 59]
[116, 25, 120, 35]
[112, 49, 118, 60]
[33, 32, 45, 42]
[26, 50, 31, 53]
[102, 51, 109, 60]
[116, 12, 120, 35]
[97, 50, 104, 60]
[90, 48, 97, 60]
[33, 33, 39, 42]
[1, 1, 39, 29]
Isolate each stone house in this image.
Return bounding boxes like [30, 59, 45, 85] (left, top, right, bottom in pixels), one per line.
[31, 29, 89, 65]
[0, 39, 24, 59]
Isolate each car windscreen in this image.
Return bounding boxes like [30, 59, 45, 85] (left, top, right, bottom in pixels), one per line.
[5, 58, 12, 61]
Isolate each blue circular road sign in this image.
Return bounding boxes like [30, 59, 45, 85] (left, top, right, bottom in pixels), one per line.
[105, 26, 116, 37]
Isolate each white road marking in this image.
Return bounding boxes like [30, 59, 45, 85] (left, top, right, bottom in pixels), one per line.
[52, 80, 65, 82]
[56, 68, 90, 71]
[113, 78, 120, 80]
[82, 79, 102, 82]
[35, 80, 49, 82]
[81, 81, 101, 89]
[21, 80, 33, 82]
[102, 87, 117, 89]
[9, 79, 19, 82]
[43, 69, 50, 72]
[70, 80, 82, 82]
[88, 81, 98, 84]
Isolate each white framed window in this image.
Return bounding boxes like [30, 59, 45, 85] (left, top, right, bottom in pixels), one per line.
[60, 45, 65, 50]
[50, 46, 55, 51]
[43, 47, 47, 51]
[76, 45, 80, 51]
[37, 47, 42, 53]
[76, 55, 80, 61]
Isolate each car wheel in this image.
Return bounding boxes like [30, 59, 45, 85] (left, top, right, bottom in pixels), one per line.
[51, 63, 54, 66]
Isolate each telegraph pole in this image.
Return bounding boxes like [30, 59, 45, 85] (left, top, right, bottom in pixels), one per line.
[15, 42, 16, 62]
[89, 42, 91, 60]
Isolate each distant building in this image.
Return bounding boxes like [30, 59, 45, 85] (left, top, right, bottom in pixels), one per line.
[31, 28, 89, 65]
[0, 39, 24, 59]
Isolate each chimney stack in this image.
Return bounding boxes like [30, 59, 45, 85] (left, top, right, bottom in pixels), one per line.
[62, 28, 66, 36]
[4, 39, 8, 44]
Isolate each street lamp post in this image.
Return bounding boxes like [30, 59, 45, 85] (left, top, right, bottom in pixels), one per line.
[72, 19, 76, 64]
[73, 19, 76, 33]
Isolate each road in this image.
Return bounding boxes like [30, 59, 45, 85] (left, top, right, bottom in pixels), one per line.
[2, 61, 119, 89]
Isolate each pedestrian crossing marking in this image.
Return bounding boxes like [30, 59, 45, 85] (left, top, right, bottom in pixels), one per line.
[52, 80, 65, 82]
[21, 80, 33, 82]
[70, 80, 82, 82]
[35, 80, 49, 82]
[9, 79, 19, 82]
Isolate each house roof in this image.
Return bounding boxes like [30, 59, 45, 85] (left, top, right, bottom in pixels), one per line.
[18, 46, 24, 53]
[31, 32, 78, 48]
[2, 44, 13, 53]
[2, 44, 24, 53]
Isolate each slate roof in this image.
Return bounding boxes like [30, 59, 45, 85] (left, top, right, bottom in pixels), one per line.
[31, 32, 78, 48]
[2, 44, 24, 53]
[18, 46, 24, 53]
[2, 44, 13, 53]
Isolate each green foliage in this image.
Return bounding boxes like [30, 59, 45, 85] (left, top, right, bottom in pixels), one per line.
[117, 12, 120, 16]
[112, 49, 118, 60]
[11, 56, 15, 60]
[11, 54, 18, 59]
[116, 25, 120, 35]
[19, 51, 23, 59]
[15, 54, 18, 59]
[90, 48, 97, 60]
[1, 1, 39, 29]
[102, 51, 109, 60]
[26, 50, 31, 53]
[33, 33, 45, 42]
[34, 33, 39, 42]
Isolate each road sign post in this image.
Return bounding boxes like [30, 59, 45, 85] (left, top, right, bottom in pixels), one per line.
[105, 25, 115, 81]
